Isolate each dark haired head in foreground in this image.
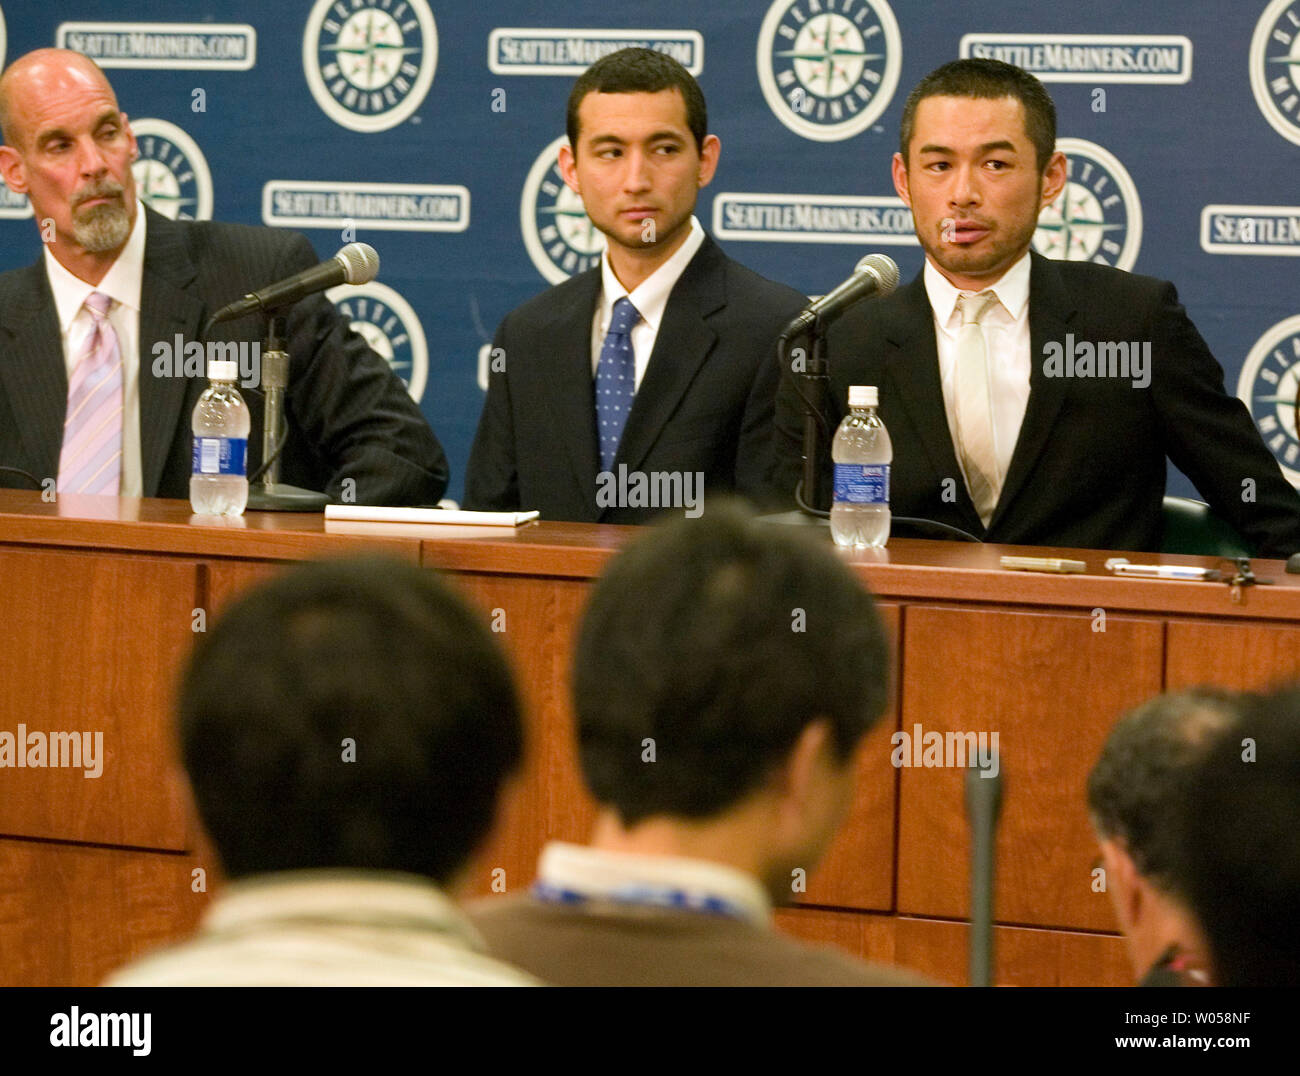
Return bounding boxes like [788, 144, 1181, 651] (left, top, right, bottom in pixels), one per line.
[1087, 688, 1246, 986]
[1176, 686, 1300, 987]
[108, 556, 533, 986]
[573, 501, 887, 834]
[473, 502, 929, 986]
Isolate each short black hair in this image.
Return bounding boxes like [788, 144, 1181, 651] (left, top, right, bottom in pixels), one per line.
[1086, 689, 1245, 894]
[179, 556, 523, 884]
[573, 501, 889, 826]
[1176, 687, 1300, 987]
[898, 58, 1057, 173]
[566, 47, 707, 153]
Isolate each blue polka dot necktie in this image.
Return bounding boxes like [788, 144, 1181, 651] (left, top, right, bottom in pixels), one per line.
[595, 296, 641, 473]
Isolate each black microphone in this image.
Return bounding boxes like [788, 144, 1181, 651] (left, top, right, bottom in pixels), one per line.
[208, 243, 379, 326]
[784, 253, 900, 336]
[965, 749, 1003, 987]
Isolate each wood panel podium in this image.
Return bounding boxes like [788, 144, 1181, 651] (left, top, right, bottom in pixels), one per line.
[1, 489, 1297, 986]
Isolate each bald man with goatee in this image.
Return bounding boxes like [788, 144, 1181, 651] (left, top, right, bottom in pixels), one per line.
[0, 48, 447, 504]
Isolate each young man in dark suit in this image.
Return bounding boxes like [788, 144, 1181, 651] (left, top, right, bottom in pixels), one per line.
[0, 49, 447, 505]
[774, 58, 1300, 556]
[465, 48, 806, 523]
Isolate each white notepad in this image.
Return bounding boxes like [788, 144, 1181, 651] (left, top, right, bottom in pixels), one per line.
[324, 505, 540, 527]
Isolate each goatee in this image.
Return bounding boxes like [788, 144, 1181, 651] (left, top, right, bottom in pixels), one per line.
[73, 203, 131, 253]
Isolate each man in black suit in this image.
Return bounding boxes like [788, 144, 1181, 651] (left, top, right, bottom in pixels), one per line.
[465, 48, 805, 523]
[775, 59, 1300, 556]
[0, 49, 447, 505]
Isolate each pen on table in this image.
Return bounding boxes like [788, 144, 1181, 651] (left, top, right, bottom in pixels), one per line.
[1104, 557, 1221, 581]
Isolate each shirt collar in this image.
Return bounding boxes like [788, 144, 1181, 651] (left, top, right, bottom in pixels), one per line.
[199, 869, 487, 950]
[44, 199, 147, 332]
[923, 248, 1032, 329]
[598, 216, 705, 336]
[534, 841, 773, 926]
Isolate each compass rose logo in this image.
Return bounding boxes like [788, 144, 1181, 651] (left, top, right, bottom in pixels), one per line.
[521, 135, 605, 284]
[1251, 0, 1300, 147]
[303, 0, 438, 133]
[757, 0, 901, 142]
[130, 119, 213, 221]
[1238, 314, 1300, 487]
[1034, 138, 1141, 271]
[327, 280, 428, 403]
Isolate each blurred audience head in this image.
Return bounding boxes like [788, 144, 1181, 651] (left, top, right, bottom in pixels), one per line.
[1087, 687, 1246, 984]
[572, 500, 890, 901]
[179, 555, 524, 889]
[1175, 685, 1300, 987]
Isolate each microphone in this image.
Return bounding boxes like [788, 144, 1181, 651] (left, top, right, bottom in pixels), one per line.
[208, 243, 379, 326]
[965, 749, 1003, 987]
[784, 253, 899, 336]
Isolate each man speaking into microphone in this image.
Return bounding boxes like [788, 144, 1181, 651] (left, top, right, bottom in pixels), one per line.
[0, 49, 448, 506]
[775, 58, 1300, 556]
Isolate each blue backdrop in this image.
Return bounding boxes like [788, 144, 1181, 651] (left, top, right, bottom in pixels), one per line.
[2, 1, 1297, 502]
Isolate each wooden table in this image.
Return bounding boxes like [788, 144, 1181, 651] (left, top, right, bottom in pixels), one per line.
[2, 490, 1297, 986]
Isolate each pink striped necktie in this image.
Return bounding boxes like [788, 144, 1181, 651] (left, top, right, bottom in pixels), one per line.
[58, 291, 123, 495]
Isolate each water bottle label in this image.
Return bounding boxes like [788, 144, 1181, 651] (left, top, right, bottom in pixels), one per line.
[833, 463, 889, 505]
[192, 437, 247, 477]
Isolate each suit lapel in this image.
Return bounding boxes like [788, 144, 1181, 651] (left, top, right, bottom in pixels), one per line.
[987, 252, 1074, 533]
[615, 237, 724, 475]
[138, 209, 205, 496]
[537, 270, 601, 503]
[0, 264, 68, 481]
[880, 274, 984, 533]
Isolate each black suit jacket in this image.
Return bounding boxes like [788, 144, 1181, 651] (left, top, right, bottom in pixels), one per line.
[465, 235, 807, 523]
[775, 252, 1300, 557]
[0, 207, 448, 505]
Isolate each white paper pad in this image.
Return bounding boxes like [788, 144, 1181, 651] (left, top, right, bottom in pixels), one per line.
[324, 505, 540, 527]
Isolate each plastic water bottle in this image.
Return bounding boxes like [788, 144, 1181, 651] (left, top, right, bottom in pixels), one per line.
[190, 359, 250, 516]
[831, 385, 892, 548]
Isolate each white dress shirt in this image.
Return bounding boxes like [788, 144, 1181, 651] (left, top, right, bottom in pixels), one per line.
[104, 870, 537, 986]
[533, 840, 773, 927]
[924, 250, 1033, 489]
[590, 215, 707, 390]
[45, 202, 147, 497]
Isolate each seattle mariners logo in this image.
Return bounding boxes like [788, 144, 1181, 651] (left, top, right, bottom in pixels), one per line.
[756, 0, 901, 142]
[303, 0, 438, 133]
[327, 281, 428, 403]
[1034, 138, 1142, 271]
[1251, 0, 1300, 147]
[1238, 314, 1300, 487]
[521, 135, 605, 285]
[131, 119, 213, 221]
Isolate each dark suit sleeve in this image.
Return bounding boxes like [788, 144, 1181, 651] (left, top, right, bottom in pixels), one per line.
[277, 233, 449, 506]
[733, 320, 788, 509]
[773, 347, 806, 510]
[463, 316, 519, 511]
[1151, 283, 1300, 558]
